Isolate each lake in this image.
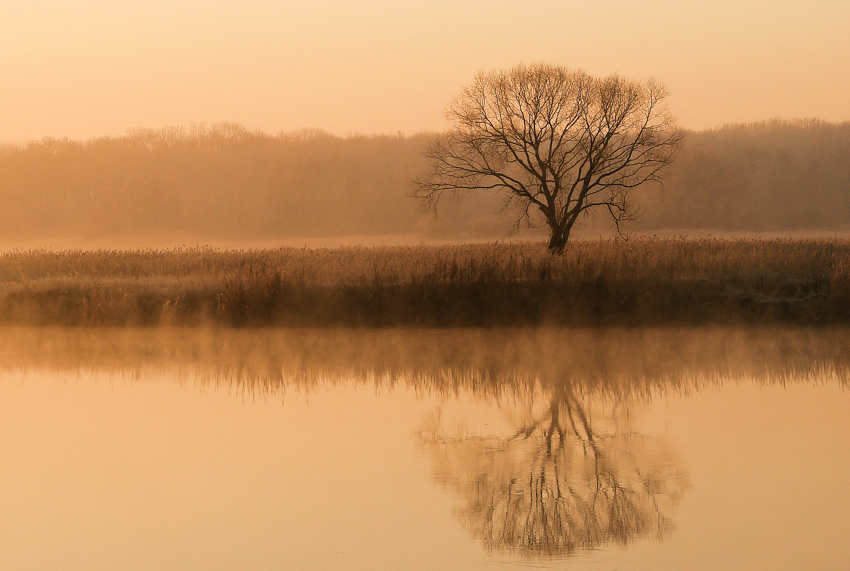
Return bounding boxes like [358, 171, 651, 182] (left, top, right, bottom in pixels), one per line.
[1, 327, 848, 570]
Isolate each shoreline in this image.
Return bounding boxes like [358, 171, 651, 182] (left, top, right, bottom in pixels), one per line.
[0, 237, 847, 327]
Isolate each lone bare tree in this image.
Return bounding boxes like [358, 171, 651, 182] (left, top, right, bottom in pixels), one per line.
[415, 64, 682, 253]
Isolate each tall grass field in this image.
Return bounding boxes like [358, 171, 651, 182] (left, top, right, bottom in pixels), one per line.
[1, 238, 848, 327]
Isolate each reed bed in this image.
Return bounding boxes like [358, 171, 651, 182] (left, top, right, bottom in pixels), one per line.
[0, 237, 848, 326]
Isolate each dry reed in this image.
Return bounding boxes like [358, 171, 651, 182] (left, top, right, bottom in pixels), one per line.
[0, 238, 847, 326]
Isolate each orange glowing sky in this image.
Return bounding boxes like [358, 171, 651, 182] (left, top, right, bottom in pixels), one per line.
[1, 0, 848, 142]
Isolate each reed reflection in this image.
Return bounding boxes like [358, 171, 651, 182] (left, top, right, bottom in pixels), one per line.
[3, 327, 848, 395]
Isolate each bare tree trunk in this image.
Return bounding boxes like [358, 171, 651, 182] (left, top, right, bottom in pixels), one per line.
[547, 227, 570, 254]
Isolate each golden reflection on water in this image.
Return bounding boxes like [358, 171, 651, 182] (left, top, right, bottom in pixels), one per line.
[0, 326, 848, 566]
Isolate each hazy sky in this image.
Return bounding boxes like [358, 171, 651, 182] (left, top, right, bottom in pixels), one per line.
[2, 0, 848, 142]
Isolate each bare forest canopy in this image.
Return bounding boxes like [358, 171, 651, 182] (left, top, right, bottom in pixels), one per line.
[1, 119, 849, 247]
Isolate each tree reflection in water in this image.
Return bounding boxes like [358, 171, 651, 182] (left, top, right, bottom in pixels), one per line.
[1, 326, 846, 556]
[421, 380, 686, 556]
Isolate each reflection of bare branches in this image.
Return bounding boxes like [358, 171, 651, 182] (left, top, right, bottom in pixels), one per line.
[423, 383, 687, 556]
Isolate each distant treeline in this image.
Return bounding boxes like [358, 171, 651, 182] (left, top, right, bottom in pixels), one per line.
[639, 119, 850, 231]
[1, 120, 849, 243]
[0, 125, 439, 242]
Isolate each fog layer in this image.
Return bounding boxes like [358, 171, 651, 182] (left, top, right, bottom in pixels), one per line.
[1, 120, 848, 248]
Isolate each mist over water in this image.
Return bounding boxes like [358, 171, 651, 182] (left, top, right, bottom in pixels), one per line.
[1, 326, 848, 569]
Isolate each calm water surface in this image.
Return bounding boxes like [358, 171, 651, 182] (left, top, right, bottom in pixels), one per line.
[1, 327, 849, 570]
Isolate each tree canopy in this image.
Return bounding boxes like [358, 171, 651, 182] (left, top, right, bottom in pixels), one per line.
[416, 63, 682, 252]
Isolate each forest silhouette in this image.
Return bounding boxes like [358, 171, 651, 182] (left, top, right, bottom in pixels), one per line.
[1, 120, 848, 246]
